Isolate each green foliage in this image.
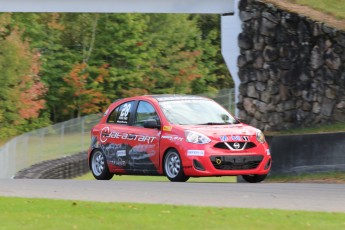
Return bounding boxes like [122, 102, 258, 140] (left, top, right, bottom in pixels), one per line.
[0, 13, 232, 141]
[193, 15, 233, 93]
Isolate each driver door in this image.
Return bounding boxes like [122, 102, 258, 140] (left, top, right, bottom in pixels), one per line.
[128, 100, 161, 174]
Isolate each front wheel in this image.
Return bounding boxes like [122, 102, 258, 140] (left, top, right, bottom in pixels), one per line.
[242, 174, 267, 183]
[91, 150, 114, 180]
[164, 149, 189, 182]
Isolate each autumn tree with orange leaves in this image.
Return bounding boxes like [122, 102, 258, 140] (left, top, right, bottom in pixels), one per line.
[60, 63, 110, 118]
[0, 17, 49, 138]
[18, 53, 47, 120]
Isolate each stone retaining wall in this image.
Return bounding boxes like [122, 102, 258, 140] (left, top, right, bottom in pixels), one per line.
[237, 0, 345, 130]
[14, 152, 89, 179]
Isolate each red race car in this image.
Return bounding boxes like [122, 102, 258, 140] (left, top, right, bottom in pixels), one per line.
[88, 95, 271, 183]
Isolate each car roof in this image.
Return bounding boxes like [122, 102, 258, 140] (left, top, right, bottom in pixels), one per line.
[146, 94, 210, 102]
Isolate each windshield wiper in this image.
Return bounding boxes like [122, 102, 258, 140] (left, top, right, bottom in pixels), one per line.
[198, 122, 229, 125]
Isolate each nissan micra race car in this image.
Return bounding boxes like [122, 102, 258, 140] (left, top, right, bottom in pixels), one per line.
[88, 95, 271, 183]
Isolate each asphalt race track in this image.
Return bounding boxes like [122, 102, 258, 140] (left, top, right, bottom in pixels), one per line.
[0, 179, 344, 212]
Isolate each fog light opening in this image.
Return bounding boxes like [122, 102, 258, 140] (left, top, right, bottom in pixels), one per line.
[193, 159, 206, 171]
[264, 159, 271, 170]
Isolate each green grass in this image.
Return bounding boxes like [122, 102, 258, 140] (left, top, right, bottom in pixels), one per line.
[289, 0, 345, 20]
[77, 171, 345, 184]
[25, 132, 90, 160]
[0, 132, 90, 165]
[265, 122, 345, 136]
[0, 197, 344, 230]
[267, 172, 345, 184]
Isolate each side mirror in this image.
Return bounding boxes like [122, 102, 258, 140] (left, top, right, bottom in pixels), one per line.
[235, 117, 244, 123]
[143, 119, 161, 129]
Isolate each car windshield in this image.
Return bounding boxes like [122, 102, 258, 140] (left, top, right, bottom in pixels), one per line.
[159, 99, 239, 125]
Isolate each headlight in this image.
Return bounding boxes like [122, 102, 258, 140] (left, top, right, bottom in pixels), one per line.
[256, 129, 266, 143]
[185, 130, 211, 144]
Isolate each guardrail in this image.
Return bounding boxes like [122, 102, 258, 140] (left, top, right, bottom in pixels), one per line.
[267, 132, 345, 175]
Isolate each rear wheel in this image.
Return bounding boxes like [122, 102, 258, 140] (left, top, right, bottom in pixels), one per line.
[91, 150, 113, 180]
[164, 149, 189, 182]
[242, 174, 267, 183]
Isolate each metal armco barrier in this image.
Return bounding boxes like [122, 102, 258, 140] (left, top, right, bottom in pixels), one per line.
[267, 132, 345, 175]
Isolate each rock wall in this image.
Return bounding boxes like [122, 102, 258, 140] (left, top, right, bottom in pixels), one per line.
[237, 0, 345, 130]
[14, 152, 89, 179]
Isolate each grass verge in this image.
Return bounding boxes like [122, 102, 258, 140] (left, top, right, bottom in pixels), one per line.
[265, 122, 345, 136]
[289, 0, 345, 20]
[0, 197, 344, 230]
[76, 173, 237, 183]
[77, 171, 345, 184]
[267, 172, 345, 184]
[263, 0, 345, 30]
[77, 168, 345, 184]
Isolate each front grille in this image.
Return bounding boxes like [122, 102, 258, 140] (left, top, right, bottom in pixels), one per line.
[210, 155, 263, 170]
[214, 142, 256, 150]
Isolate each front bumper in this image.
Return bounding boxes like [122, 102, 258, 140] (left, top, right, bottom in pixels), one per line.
[181, 145, 271, 177]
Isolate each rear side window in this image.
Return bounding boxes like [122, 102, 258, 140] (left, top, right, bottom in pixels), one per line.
[107, 101, 135, 124]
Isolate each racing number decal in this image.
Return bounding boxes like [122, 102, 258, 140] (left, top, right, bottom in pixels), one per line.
[119, 103, 131, 121]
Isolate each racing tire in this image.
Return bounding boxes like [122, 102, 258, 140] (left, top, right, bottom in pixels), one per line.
[242, 174, 267, 183]
[91, 150, 114, 180]
[164, 149, 189, 182]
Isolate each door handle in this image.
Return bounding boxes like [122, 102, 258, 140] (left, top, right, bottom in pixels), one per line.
[128, 134, 136, 138]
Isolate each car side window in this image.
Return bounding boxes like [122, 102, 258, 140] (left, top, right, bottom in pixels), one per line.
[134, 101, 160, 127]
[107, 101, 135, 124]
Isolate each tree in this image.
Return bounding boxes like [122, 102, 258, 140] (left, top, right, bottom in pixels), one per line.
[5, 13, 232, 124]
[18, 52, 47, 120]
[60, 62, 110, 118]
[191, 14, 233, 93]
[0, 19, 48, 138]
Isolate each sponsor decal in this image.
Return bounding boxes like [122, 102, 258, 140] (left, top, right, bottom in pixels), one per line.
[116, 150, 126, 157]
[231, 135, 242, 141]
[242, 136, 249, 141]
[100, 126, 156, 143]
[266, 149, 271, 155]
[163, 126, 172, 131]
[187, 150, 205, 156]
[111, 160, 126, 166]
[161, 135, 183, 141]
[219, 135, 249, 142]
[220, 135, 228, 141]
[100, 127, 110, 143]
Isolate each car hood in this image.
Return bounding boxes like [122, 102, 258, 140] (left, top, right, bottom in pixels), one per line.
[183, 124, 258, 137]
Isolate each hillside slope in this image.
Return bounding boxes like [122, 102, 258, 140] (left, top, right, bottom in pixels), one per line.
[263, 0, 345, 31]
